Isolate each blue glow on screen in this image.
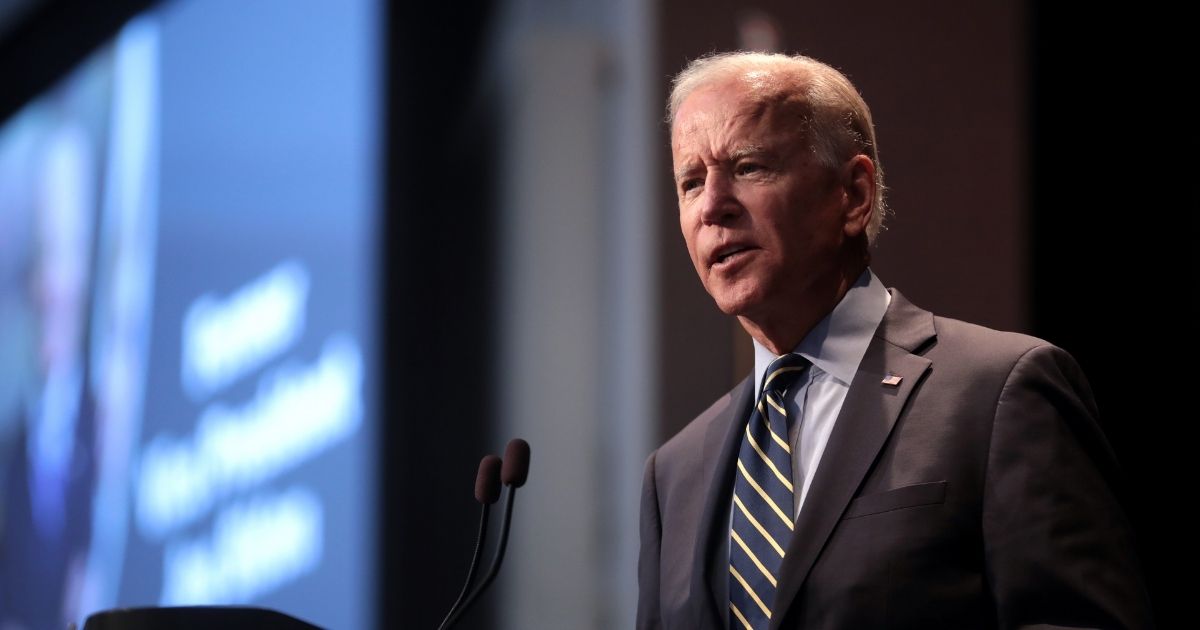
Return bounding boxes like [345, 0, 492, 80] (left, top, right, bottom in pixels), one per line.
[0, 1, 379, 628]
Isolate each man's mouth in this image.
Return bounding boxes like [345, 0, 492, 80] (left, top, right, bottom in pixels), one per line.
[712, 244, 755, 267]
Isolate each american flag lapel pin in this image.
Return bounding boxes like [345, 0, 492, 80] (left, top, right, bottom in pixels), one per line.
[881, 373, 902, 387]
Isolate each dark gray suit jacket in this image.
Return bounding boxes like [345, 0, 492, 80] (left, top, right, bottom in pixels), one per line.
[638, 290, 1153, 629]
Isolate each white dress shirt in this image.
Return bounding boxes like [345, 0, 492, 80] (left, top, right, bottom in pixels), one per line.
[750, 268, 891, 518]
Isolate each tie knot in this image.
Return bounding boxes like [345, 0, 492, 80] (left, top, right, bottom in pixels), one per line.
[761, 353, 810, 396]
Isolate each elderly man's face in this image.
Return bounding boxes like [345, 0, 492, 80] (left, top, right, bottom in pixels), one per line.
[672, 78, 853, 321]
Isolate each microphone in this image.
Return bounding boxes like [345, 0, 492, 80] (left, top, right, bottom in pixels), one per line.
[476, 454, 504, 504]
[442, 439, 530, 628]
[501, 439, 530, 488]
[438, 455, 502, 630]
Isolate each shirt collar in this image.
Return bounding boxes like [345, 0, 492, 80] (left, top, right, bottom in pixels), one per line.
[753, 268, 891, 392]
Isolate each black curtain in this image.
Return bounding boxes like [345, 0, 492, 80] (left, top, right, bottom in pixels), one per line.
[1030, 4, 1187, 626]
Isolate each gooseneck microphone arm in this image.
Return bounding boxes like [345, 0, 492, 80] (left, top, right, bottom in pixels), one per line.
[441, 439, 530, 629]
[438, 455, 502, 630]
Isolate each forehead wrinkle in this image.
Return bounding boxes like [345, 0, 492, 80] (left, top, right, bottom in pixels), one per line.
[672, 85, 788, 181]
[673, 83, 763, 139]
[674, 108, 762, 156]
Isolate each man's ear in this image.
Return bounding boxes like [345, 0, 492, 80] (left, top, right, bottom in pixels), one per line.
[841, 154, 874, 238]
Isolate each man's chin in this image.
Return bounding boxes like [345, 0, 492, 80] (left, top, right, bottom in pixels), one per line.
[709, 289, 765, 318]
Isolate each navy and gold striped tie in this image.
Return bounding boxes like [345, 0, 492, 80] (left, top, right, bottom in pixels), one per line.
[729, 353, 810, 630]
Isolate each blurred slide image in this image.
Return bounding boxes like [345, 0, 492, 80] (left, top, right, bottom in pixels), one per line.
[0, 1, 380, 628]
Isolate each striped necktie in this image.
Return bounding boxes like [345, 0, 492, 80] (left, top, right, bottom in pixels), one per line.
[729, 353, 810, 630]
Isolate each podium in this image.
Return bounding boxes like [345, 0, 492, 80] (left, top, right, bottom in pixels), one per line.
[82, 607, 322, 629]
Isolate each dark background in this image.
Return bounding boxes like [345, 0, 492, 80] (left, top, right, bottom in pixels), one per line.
[2, 0, 1186, 626]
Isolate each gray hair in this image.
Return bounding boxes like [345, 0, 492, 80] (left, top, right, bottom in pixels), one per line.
[668, 52, 888, 244]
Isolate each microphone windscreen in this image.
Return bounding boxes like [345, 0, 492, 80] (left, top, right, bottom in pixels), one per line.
[501, 439, 530, 487]
[475, 455, 502, 504]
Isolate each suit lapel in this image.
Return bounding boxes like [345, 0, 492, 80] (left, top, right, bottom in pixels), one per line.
[690, 375, 755, 630]
[768, 290, 935, 629]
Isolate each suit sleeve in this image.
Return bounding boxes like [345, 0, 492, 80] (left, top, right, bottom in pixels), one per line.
[637, 450, 663, 630]
[982, 344, 1155, 629]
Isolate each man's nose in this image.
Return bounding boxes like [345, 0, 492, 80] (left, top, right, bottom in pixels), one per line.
[698, 174, 741, 225]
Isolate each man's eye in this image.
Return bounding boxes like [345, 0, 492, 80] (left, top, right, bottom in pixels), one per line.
[736, 162, 762, 175]
[680, 178, 702, 193]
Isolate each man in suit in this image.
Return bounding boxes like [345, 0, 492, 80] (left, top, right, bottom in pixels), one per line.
[637, 52, 1153, 629]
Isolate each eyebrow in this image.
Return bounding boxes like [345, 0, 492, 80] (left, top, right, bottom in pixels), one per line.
[674, 144, 771, 182]
[729, 144, 767, 161]
[673, 164, 699, 183]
